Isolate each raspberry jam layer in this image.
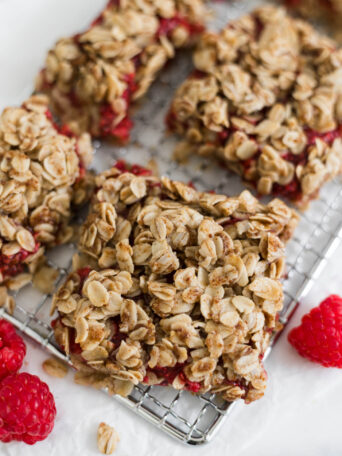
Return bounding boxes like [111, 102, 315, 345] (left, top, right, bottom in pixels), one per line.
[51, 318, 83, 355]
[0, 239, 40, 280]
[145, 363, 201, 393]
[98, 73, 138, 141]
[156, 14, 204, 39]
[43, 0, 204, 142]
[114, 160, 152, 177]
[76, 267, 91, 293]
[99, 106, 133, 142]
[113, 160, 162, 192]
[111, 318, 127, 348]
[89, 7, 204, 142]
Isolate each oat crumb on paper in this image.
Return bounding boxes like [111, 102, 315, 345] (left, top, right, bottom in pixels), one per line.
[97, 422, 119, 455]
[42, 357, 68, 378]
[33, 265, 59, 295]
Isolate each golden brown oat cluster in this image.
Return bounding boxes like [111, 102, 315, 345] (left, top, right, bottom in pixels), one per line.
[167, 6, 342, 208]
[284, 0, 342, 40]
[52, 163, 298, 403]
[36, 0, 207, 142]
[0, 94, 93, 286]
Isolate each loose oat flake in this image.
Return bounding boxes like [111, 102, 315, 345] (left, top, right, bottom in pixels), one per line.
[42, 357, 68, 378]
[97, 422, 119, 455]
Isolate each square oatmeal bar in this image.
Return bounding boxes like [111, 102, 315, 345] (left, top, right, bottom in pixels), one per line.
[52, 162, 298, 403]
[167, 6, 342, 208]
[0, 95, 93, 287]
[36, 0, 206, 142]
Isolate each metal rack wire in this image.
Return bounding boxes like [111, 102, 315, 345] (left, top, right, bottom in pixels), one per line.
[1, 0, 342, 446]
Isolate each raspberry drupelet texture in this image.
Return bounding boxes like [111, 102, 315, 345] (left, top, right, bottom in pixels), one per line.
[0, 319, 26, 380]
[0, 373, 56, 444]
[288, 295, 342, 367]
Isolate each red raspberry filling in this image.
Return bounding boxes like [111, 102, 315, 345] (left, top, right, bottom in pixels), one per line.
[111, 319, 127, 348]
[97, 73, 138, 141]
[156, 14, 204, 39]
[0, 238, 40, 280]
[99, 106, 133, 142]
[114, 160, 153, 177]
[77, 267, 91, 292]
[113, 160, 162, 192]
[221, 217, 244, 227]
[145, 363, 201, 393]
[305, 125, 342, 146]
[272, 179, 302, 202]
[46, 2, 203, 142]
[51, 268, 92, 358]
[51, 317, 82, 355]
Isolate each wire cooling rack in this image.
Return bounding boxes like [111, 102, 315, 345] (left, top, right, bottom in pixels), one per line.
[1, 0, 342, 446]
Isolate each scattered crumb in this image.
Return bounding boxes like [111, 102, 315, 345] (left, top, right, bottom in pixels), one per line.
[6, 296, 15, 315]
[0, 287, 16, 315]
[6, 273, 32, 291]
[33, 265, 59, 294]
[97, 422, 119, 455]
[147, 158, 159, 177]
[71, 252, 97, 272]
[0, 286, 9, 308]
[172, 140, 193, 164]
[42, 357, 68, 378]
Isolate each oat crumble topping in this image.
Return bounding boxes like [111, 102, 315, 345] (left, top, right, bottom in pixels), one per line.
[36, 0, 207, 142]
[0, 94, 93, 285]
[167, 6, 342, 208]
[52, 162, 298, 404]
[284, 0, 342, 41]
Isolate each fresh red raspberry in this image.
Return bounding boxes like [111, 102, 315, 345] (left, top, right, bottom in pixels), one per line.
[0, 373, 56, 444]
[0, 319, 26, 380]
[288, 295, 342, 367]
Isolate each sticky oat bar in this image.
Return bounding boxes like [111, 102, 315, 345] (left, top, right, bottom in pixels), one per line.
[36, 0, 206, 142]
[167, 6, 342, 209]
[0, 94, 93, 285]
[52, 162, 298, 403]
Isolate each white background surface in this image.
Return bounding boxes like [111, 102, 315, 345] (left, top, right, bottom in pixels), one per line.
[0, 1, 341, 455]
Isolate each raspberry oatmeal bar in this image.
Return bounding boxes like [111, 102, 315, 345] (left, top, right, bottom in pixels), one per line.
[36, 0, 206, 142]
[167, 6, 342, 208]
[52, 162, 298, 403]
[0, 94, 93, 286]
